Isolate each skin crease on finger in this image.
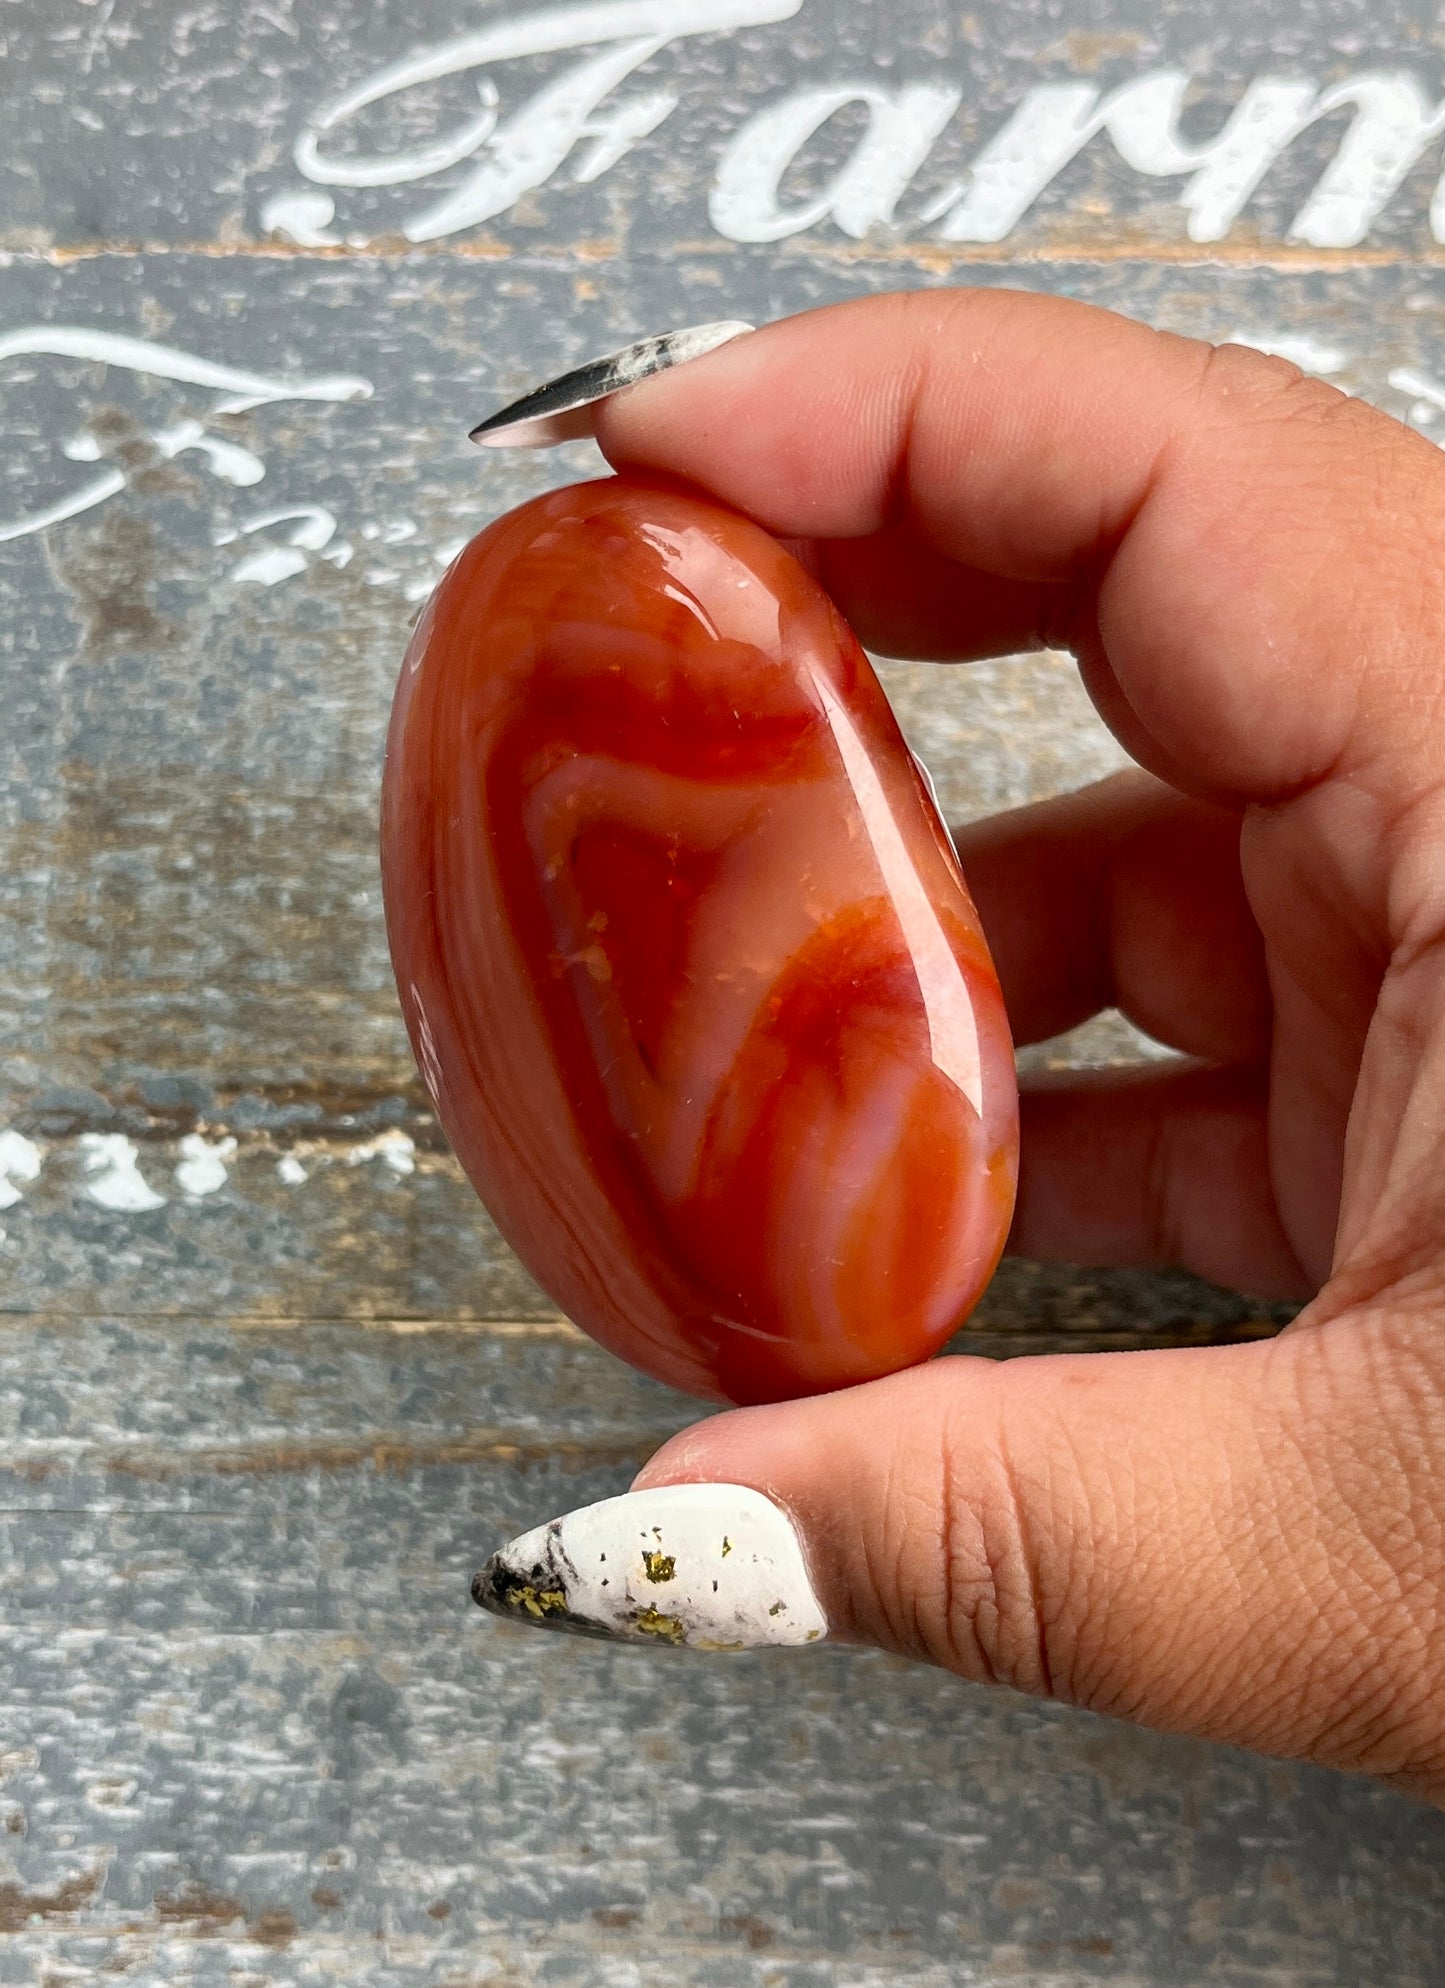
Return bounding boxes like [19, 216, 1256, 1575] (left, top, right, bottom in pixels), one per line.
[582, 289, 1445, 1800]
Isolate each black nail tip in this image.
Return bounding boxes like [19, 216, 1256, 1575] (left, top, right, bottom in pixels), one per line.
[468, 321, 752, 444]
[467, 353, 621, 442]
[470, 1554, 619, 1642]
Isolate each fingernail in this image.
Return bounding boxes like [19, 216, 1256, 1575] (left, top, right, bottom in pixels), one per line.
[469, 320, 754, 449]
[472, 1483, 827, 1650]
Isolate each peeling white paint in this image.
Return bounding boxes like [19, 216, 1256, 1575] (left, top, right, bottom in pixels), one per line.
[231, 544, 309, 586]
[0, 467, 125, 543]
[4, 420, 267, 545]
[228, 504, 338, 585]
[152, 418, 267, 487]
[0, 1131, 41, 1211]
[347, 1130, 417, 1177]
[232, 504, 337, 551]
[260, 188, 342, 245]
[0, 327, 372, 413]
[0, 332, 372, 545]
[78, 1135, 166, 1213]
[175, 1134, 237, 1199]
[277, 1155, 309, 1185]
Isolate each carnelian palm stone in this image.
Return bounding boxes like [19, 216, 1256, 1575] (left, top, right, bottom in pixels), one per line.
[381, 474, 1018, 1404]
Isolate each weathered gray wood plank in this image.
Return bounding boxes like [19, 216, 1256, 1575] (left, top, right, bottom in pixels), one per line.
[2, 251, 1442, 1333]
[6, 1, 1445, 1980]
[0, 1322, 1438, 1985]
[3, 0, 1445, 259]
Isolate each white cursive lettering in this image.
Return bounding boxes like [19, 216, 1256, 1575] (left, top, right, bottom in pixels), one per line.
[278, 10, 1445, 252]
[294, 0, 801, 242]
[711, 82, 962, 241]
[0, 331, 372, 546]
[1290, 72, 1445, 247]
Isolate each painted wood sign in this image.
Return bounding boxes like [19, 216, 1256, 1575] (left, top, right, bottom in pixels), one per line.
[1, 0, 1444, 1981]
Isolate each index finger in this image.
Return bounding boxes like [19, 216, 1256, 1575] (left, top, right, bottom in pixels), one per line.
[595, 289, 1445, 811]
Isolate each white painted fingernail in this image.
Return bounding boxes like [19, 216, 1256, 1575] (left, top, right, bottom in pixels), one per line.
[472, 1484, 827, 1651]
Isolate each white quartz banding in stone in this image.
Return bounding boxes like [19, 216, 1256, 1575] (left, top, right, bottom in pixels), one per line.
[476, 1483, 827, 1649]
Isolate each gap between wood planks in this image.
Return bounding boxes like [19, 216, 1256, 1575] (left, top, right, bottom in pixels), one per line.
[0, 1309, 1281, 1354]
[0, 1312, 586, 1336]
[11, 235, 1440, 271]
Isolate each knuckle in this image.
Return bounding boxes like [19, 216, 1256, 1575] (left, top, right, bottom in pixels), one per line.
[872, 1376, 1072, 1699]
[865, 1321, 1445, 1803]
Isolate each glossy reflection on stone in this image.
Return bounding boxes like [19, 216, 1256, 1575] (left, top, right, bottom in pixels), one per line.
[381, 474, 1018, 1404]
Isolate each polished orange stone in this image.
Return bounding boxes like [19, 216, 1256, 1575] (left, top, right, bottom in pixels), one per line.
[381, 475, 1018, 1404]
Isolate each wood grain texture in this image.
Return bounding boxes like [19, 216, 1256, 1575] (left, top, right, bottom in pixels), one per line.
[0, 1316, 1438, 1986]
[3, 0, 1445, 1979]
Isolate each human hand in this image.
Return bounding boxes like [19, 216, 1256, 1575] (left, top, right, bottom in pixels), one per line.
[483, 291, 1445, 1801]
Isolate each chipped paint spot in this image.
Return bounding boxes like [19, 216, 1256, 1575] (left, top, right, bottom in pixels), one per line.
[175, 1133, 237, 1199]
[77, 1134, 166, 1213]
[231, 543, 308, 586]
[642, 1550, 676, 1583]
[260, 189, 341, 246]
[347, 1130, 416, 1176]
[227, 504, 338, 585]
[152, 418, 266, 486]
[0, 1132, 41, 1211]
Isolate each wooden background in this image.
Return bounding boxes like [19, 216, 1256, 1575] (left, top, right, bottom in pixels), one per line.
[3, 0, 1445, 1980]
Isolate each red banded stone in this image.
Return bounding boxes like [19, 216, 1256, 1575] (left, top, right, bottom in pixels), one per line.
[381, 474, 1018, 1403]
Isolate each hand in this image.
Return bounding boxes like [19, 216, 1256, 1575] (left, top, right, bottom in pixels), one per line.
[588, 291, 1445, 1799]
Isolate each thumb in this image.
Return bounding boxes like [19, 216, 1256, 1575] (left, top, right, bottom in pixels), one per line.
[480, 1320, 1445, 1797]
